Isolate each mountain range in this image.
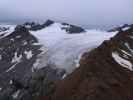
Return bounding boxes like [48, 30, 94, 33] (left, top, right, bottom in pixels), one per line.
[0, 20, 133, 100]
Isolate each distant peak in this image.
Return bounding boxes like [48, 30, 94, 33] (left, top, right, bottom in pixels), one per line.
[22, 19, 55, 31]
[43, 19, 54, 27]
[108, 24, 133, 32]
[15, 25, 28, 33]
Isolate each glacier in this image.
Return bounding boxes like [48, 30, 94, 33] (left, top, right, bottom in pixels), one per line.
[30, 23, 117, 73]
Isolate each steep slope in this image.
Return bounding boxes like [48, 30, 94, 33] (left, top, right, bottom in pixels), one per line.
[50, 26, 133, 100]
[0, 25, 43, 89]
[0, 23, 65, 100]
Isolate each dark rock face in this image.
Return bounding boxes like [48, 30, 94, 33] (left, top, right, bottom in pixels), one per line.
[23, 20, 54, 31]
[0, 25, 41, 99]
[44, 20, 54, 27]
[0, 26, 10, 38]
[24, 20, 85, 33]
[0, 26, 9, 32]
[108, 24, 133, 32]
[49, 26, 133, 100]
[0, 66, 65, 100]
[61, 23, 85, 33]
[0, 24, 66, 100]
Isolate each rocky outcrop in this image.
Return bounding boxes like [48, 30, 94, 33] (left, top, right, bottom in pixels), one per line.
[61, 23, 85, 33]
[24, 20, 54, 31]
[0, 66, 65, 100]
[0, 24, 66, 100]
[0, 26, 9, 32]
[0, 25, 41, 87]
[0, 25, 42, 100]
[23, 20, 85, 33]
[108, 24, 133, 32]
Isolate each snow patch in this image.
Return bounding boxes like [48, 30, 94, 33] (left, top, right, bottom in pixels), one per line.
[0, 25, 16, 39]
[39, 46, 48, 55]
[24, 50, 33, 59]
[121, 49, 132, 57]
[10, 38, 14, 41]
[62, 74, 67, 79]
[11, 52, 22, 63]
[112, 52, 133, 71]
[74, 53, 83, 68]
[0, 87, 2, 91]
[32, 59, 40, 72]
[23, 41, 28, 45]
[128, 35, 133, 39]
[0, 55, 2, 60]
[125, 43, 133, 54]
[6, 52, 22, 72]
[9, 80, 13, 84]
[25, 25, 31, 29]
[32, 43, 41, 45]
[12, 90, 20, 99]
[16, 35, 21, 38]
[6, 63, 18, 72]
[122, 27, 130, 31]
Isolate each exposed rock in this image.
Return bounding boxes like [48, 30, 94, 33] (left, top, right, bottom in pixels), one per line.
[61, 23, 85, 33]
[23, 20, 54, 31]
[0, 26, 9, 32]
[0, 66, 65, 100]
[0, 25, 43, 99]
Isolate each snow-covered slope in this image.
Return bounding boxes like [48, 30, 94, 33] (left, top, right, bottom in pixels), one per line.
[30, 23, 117, 73]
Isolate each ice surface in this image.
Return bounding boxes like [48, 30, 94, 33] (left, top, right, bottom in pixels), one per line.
[0, 22, 117, 74]
[30, 23, 117, 73]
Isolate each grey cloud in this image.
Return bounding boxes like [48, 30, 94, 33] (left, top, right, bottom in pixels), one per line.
[0, 0, 133, 29]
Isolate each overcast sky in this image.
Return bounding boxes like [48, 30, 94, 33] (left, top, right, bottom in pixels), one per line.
[0, 0, 133, 29]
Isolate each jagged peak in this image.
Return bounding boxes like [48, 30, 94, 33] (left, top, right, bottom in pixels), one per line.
[108, 24, 133, 33]
[22, 20, 85, 33]
[22, 19, 55, 31]
[14, 25, 29, 33]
